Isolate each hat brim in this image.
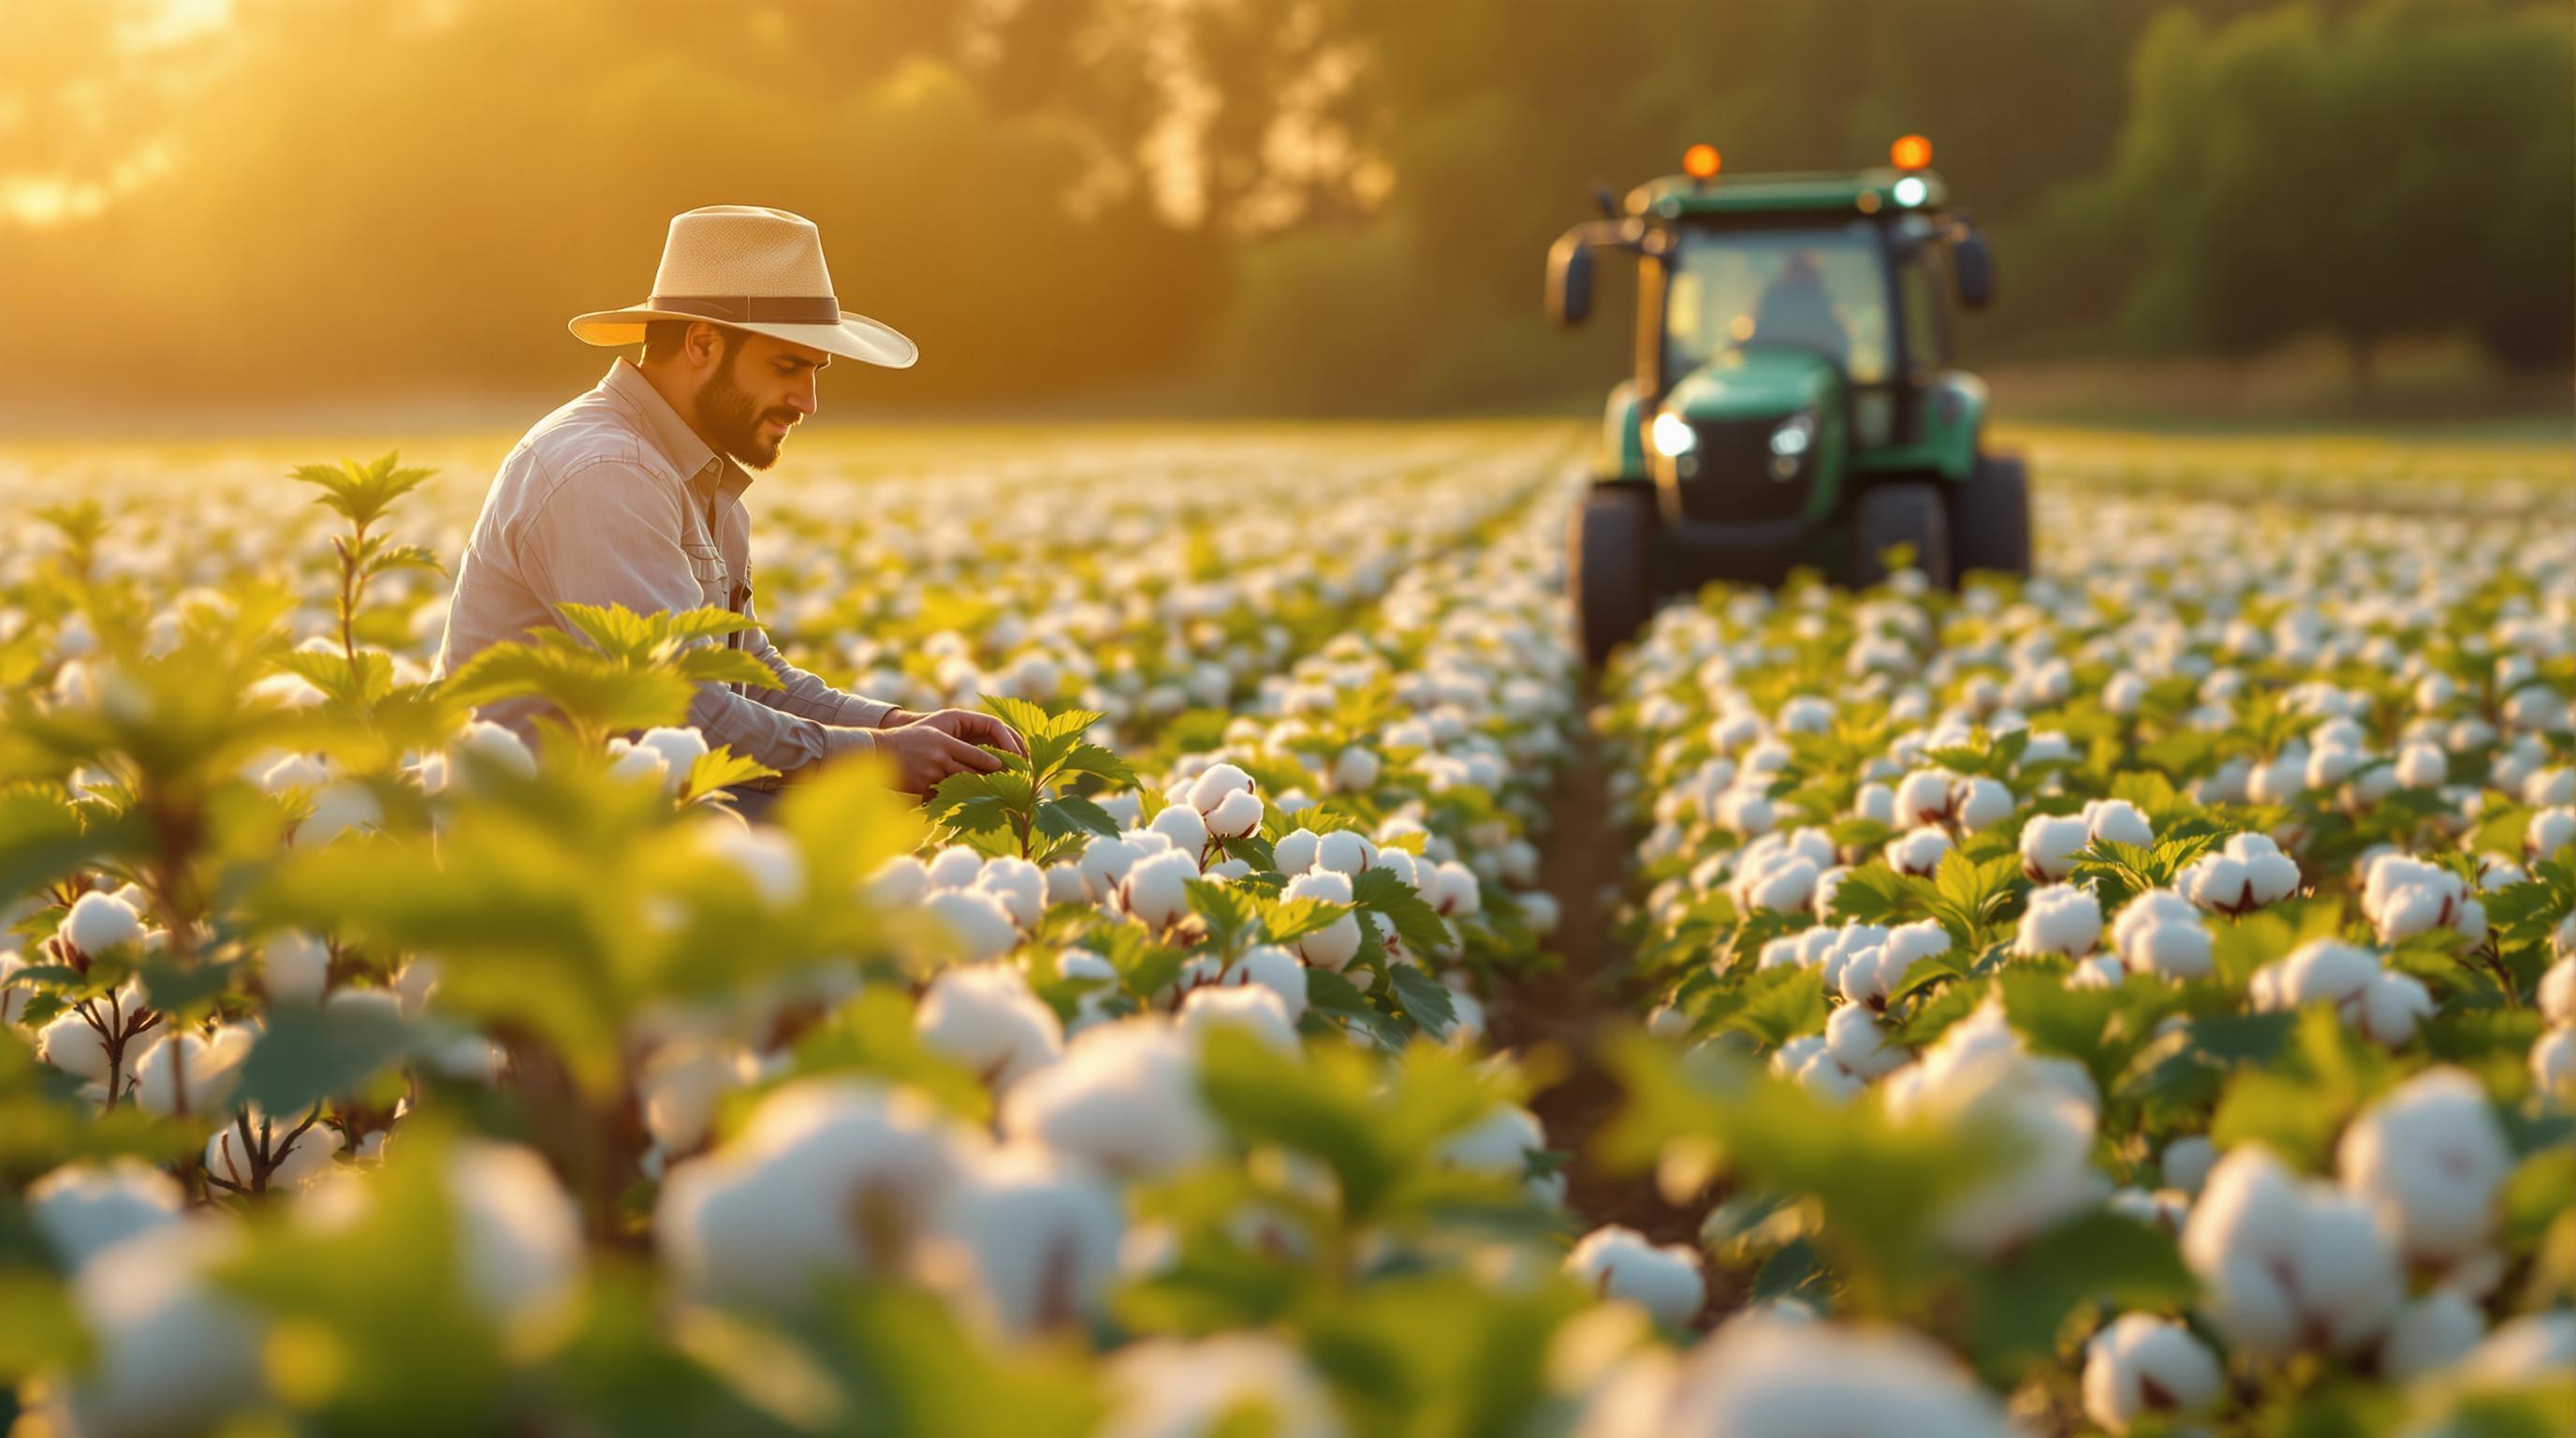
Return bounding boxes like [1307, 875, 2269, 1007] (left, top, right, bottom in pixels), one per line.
[566, 305, 917, 370]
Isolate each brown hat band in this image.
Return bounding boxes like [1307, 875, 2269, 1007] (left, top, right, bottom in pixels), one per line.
[649, 294, 842, 325]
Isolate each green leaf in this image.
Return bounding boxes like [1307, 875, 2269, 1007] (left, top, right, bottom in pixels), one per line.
[1385, 963, 1460, 1035]
[1035, 795, 1119, 842]
[1185, 879, 1258, 956]
[1351, 866, 1451, 958]
[1964, 1211, 2195, 1381]
[235, 996, 420, 1112]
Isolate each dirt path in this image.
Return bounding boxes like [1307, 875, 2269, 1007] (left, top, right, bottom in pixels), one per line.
[1487, 683, 1710, 1252]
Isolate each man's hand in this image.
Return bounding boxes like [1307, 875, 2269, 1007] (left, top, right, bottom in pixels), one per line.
[879, 707, 1030, 761]
[873, 722, 1007, 796]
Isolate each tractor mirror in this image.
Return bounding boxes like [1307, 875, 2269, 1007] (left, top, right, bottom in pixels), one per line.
[1953, 228, 1995, 310]
[1546, 234, 1596, 327]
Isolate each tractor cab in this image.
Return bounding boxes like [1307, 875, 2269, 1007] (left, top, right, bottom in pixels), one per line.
[1550, 139, 2031, 665]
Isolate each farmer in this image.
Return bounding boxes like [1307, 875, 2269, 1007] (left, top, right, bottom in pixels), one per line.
[1749, 248, 1851, 369]
[432, 204, 1022, 815]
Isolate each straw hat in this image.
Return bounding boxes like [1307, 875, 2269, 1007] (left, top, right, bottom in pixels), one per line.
[567, 204, 917, 369]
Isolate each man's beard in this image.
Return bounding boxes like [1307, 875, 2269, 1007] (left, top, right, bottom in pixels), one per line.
[693, 356, 798, 470]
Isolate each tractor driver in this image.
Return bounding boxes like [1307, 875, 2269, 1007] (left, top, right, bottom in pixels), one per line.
[1748, 249, 1851, 370]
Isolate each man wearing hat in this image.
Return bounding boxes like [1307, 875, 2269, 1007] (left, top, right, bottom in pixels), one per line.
[434, 204, 1021, 807]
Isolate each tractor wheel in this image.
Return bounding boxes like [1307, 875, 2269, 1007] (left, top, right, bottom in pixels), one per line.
[1851, 481, 1953, 590]
[1571, 486, 1658, 667]
[1950, 453, 2032, 580]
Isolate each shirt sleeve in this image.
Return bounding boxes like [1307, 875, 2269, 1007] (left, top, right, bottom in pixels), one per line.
[512, 454, 879, 776]
[733, 580, 902, 729]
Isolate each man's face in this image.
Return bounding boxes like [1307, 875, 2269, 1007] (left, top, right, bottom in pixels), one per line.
[692, 331, 829, 471]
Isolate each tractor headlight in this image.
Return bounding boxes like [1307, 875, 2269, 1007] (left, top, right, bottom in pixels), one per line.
[1769, 411, 1818, 481]
[1650, 412, 1697, 458]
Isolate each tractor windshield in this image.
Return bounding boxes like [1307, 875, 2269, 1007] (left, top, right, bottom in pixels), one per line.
[1663, 221, 1892, 384]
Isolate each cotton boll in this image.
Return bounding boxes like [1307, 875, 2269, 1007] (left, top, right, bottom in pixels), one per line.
[205, 1111, 344, 1193]
[2455, 1312, 2576, 1385]
[62, 889, 146, 958]
[2080, 1313, 2223, 1433]
[635, 726, 710, 787]
[25, 1158, 185, 1268]
[449, 718, 537, 784]
[1222, 945, 1309, 1022]
[2105, 1186, 2188, 1235]
[1149, 802, 1208, 856]
[1520, 890, 1560, 936]
[2393, 741, 2448, 789]
[2083, 799, 2155, 850]
[38, 1011, 116, 1083]
[925, 845, 987, 890]
[132, 1025, 254, 1118]
[439, 1140, 586, 1332]
[1330, 745, 1381, 794]
[920, 1145, 1123, 1338]
[915, 964, 1065, 1095]
[2535, 957, 2573, 1026]
[2378, 1290, 2485, 1381]
[1042, 861, 1088, 908]
[699, 822, 803, 907]
[655, 1078, 973, 1307]
[973, 858, 1046, 930]
[1283, 870, 1361, 971]
[1883, 826, 1951, 877]
[1185, 762, 1254, 814]
[1002, 1019, 1217, 1180]
[1822, 1005, 1908, 1081]
[2019, 814, 2088, 881]
[261, 928, 331, 1003]
[1272, 829, 1321, 876]
[257, 751, 330, 795]
[1577, 1314, 2012, 1438]
[1076, 835, 1146, 901]
[923, 888, 1021, 963]
[2338, 1066, 2510, 1263]
[1951, 778, 2013, 833]
[2161, 1136, 2217, 1196]
[293, 779, 384, 847]
[863, 855, 931, 908]
[1203, 787, 1264, 841]
[60, 1220, 265, 1438]
[1119, 849, 1201, 931]
[1178, 985, 1300, 1057]
[1100, 1334, 1345, 1438]
[1840, 921, 1947, 1009]
[1313, 829, 1377, 876]
[2181, 1144, 2403, 1357]
[2359, 971, 2433, 1048]
[1428, 861, 1481, 919]
[638, 1040, 760, 1154]
[1893, 769, 1952, 827]
[2014, 885, 2102, 958]
[2535, 1028, 2576, 1098]
[1371, 847, 1423, 895]
[2528, 807, 2576, 862]
[1565, 1225, 1705, 1328]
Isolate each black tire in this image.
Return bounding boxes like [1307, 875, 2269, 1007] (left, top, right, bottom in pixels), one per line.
[1851, 481, 1953, 589]
[1950, 452, 2032, 580]
[1571, 486, 1658, 667]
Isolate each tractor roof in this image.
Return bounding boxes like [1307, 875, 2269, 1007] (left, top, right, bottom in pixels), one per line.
[1625, 168, 1949, 221]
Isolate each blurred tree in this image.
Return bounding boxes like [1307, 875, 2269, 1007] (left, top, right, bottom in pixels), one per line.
[2055, 0, 2572, 388]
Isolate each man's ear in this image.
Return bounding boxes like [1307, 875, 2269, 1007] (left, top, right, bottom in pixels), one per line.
[687, 321, 727, 370]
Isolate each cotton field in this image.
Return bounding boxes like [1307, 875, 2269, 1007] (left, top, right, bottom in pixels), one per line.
[0, 427, 2569, 1437]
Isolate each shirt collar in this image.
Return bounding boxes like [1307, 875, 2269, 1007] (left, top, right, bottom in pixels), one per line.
[601, 356, 754, 504]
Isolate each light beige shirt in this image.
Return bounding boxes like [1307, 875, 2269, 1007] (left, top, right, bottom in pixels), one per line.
[432, 357, 893, 779]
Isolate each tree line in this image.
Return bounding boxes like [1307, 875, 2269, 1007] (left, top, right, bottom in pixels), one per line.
[0, 0, 2563, 417]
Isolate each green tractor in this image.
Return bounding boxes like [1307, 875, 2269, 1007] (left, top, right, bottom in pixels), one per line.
[1549, 139, 2031, 665]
